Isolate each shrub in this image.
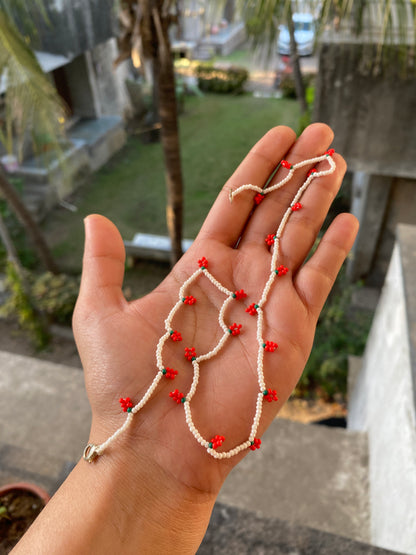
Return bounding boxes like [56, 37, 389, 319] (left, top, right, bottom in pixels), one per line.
[1, 267, 79, 348]
[296, 269, 372, 400]
[0, 263, 49, 349]
[31, 272, 79, 325]
[195, 63, 249, 94]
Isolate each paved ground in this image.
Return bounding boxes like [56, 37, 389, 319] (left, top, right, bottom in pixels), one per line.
[0, 348, 371, 547]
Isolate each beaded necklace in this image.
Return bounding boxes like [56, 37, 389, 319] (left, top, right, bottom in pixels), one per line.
[83, 150, 336, 463]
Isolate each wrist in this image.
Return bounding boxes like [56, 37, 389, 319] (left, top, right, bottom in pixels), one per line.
[99, 442, 216, 553]
[14, 438, 216, 555]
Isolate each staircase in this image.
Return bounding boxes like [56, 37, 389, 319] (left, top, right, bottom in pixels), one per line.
[0, 348, 400, 554]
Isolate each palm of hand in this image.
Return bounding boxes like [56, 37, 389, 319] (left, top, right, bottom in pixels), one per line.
[73, 125, 357, 496]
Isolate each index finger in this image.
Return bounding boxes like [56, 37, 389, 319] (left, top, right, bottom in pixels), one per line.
[197, 126, 296, 247]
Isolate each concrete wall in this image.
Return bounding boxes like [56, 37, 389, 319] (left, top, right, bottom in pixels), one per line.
[36, 0, 116, 58]
[61, 38, 131, 120]
[314, 43, 416, 180]
[348, 224, 416, 554]
[89, 39, 132, 118]
[347, 172, 416, 286]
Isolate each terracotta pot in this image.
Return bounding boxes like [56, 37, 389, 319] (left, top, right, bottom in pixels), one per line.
[0, 482, 50, 505]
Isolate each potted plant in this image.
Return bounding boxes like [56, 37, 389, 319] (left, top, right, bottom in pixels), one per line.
[0, 482, 50, 552]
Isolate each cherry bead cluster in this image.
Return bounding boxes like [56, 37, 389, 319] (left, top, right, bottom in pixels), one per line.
[254, 192, 265, 205]
[184, 347, 197, 361]
[281, 159, 293, 170]
[246, 303, 259, 316]
[209, 435, 225, 449]
[162, 367, 178, 379]
[229, 323, 242, 335]
[183, 295, 196, 305]
[170, 330, 182, 342]
[263, 389, 278, 402]
[276, 265, 288, 276]
[169, 389, 186, 404]
[263, 341, 278, 352]
[250, 438, 262, 451]
[265, 234, 276, 246]
[119, 397, 133, 412]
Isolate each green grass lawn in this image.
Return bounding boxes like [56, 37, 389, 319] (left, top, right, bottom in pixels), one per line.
[43, 93, 300, 273]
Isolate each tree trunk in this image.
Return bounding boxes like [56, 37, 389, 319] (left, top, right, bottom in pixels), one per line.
[224, 0, 235, 23]
[152, 5, 184, 265]
[287, 5, 308, 115]
[0, 168, 59, 274]
[0, 209, 24, 279]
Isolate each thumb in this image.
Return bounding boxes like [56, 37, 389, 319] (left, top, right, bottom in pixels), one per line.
[77, 214, 126, 314]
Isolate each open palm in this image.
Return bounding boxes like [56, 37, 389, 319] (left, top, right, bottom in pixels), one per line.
[73, 124, 358, 499]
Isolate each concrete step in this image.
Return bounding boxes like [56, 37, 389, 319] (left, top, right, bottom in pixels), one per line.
[199, 502, 403, 555]
[0, 350, 369, 545]
[0, 442, 75, 496]
[218, 417, 370, 544]
[0, 350, 90, 464]
[23, 183, 50, 195]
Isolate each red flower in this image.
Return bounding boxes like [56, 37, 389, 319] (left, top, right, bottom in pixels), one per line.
[229, 323, 242, 336]
[184, 347, 197, 361]
[198, 257, 208, 268]
[263, 388, 278, 402]
[254, 193, 265, 205]
[183, 295, 196, 305]
[246, 303, 258, 316]
[291, 202, 302, 211]
[265, 234, 275, 246]
[209, 435, 225, 449]
[281, 159, 293, 169]
[233, 289, 247, 300]
[307, 168, 317, 177]
[162, 367, 178, 379]
[169, 389, 185, 404]
[119, 397, 133, 412]
[263, 341, 278, 352]
[250, 438, 262, 450]
[170, 330, 182, 342]
[276, 265, 288, 276]
[325, 148, 335, 156]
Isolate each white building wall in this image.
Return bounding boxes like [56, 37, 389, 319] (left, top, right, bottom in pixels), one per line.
[349, 240, 416, 554]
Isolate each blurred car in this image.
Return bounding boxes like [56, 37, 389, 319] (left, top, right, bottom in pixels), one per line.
[277, 13, 315, 56]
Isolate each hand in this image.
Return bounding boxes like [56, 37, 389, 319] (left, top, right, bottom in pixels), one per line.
[74, 123, 357, 492]
[67, 123, 358, 553]
[14, 124, 358, 555]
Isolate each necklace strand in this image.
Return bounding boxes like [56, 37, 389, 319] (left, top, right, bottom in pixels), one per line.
[83, 150, 336, 463]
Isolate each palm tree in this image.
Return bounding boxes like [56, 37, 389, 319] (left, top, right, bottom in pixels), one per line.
[238, 0, 416, 115]
[0, 2, 65, 274]
[116, 0, 184, 265]
[239, 1, 308, 114]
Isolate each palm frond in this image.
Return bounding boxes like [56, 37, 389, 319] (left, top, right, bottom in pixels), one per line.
[0, 0, 48, 45]
[0, 10, 66, 158]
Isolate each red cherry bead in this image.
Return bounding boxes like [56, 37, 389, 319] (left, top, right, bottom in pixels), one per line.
[263, 341, 278, 352]
[246, 303, 258, 316]
[185, 347, 197, 361]
[229, 323, 242, 336]
[198, 257, 208, 268]
[265, 234, 275, 246]
[170, 330, 182, 342]
[250, 438, 261, 450]
[169, 389, 185, 404]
